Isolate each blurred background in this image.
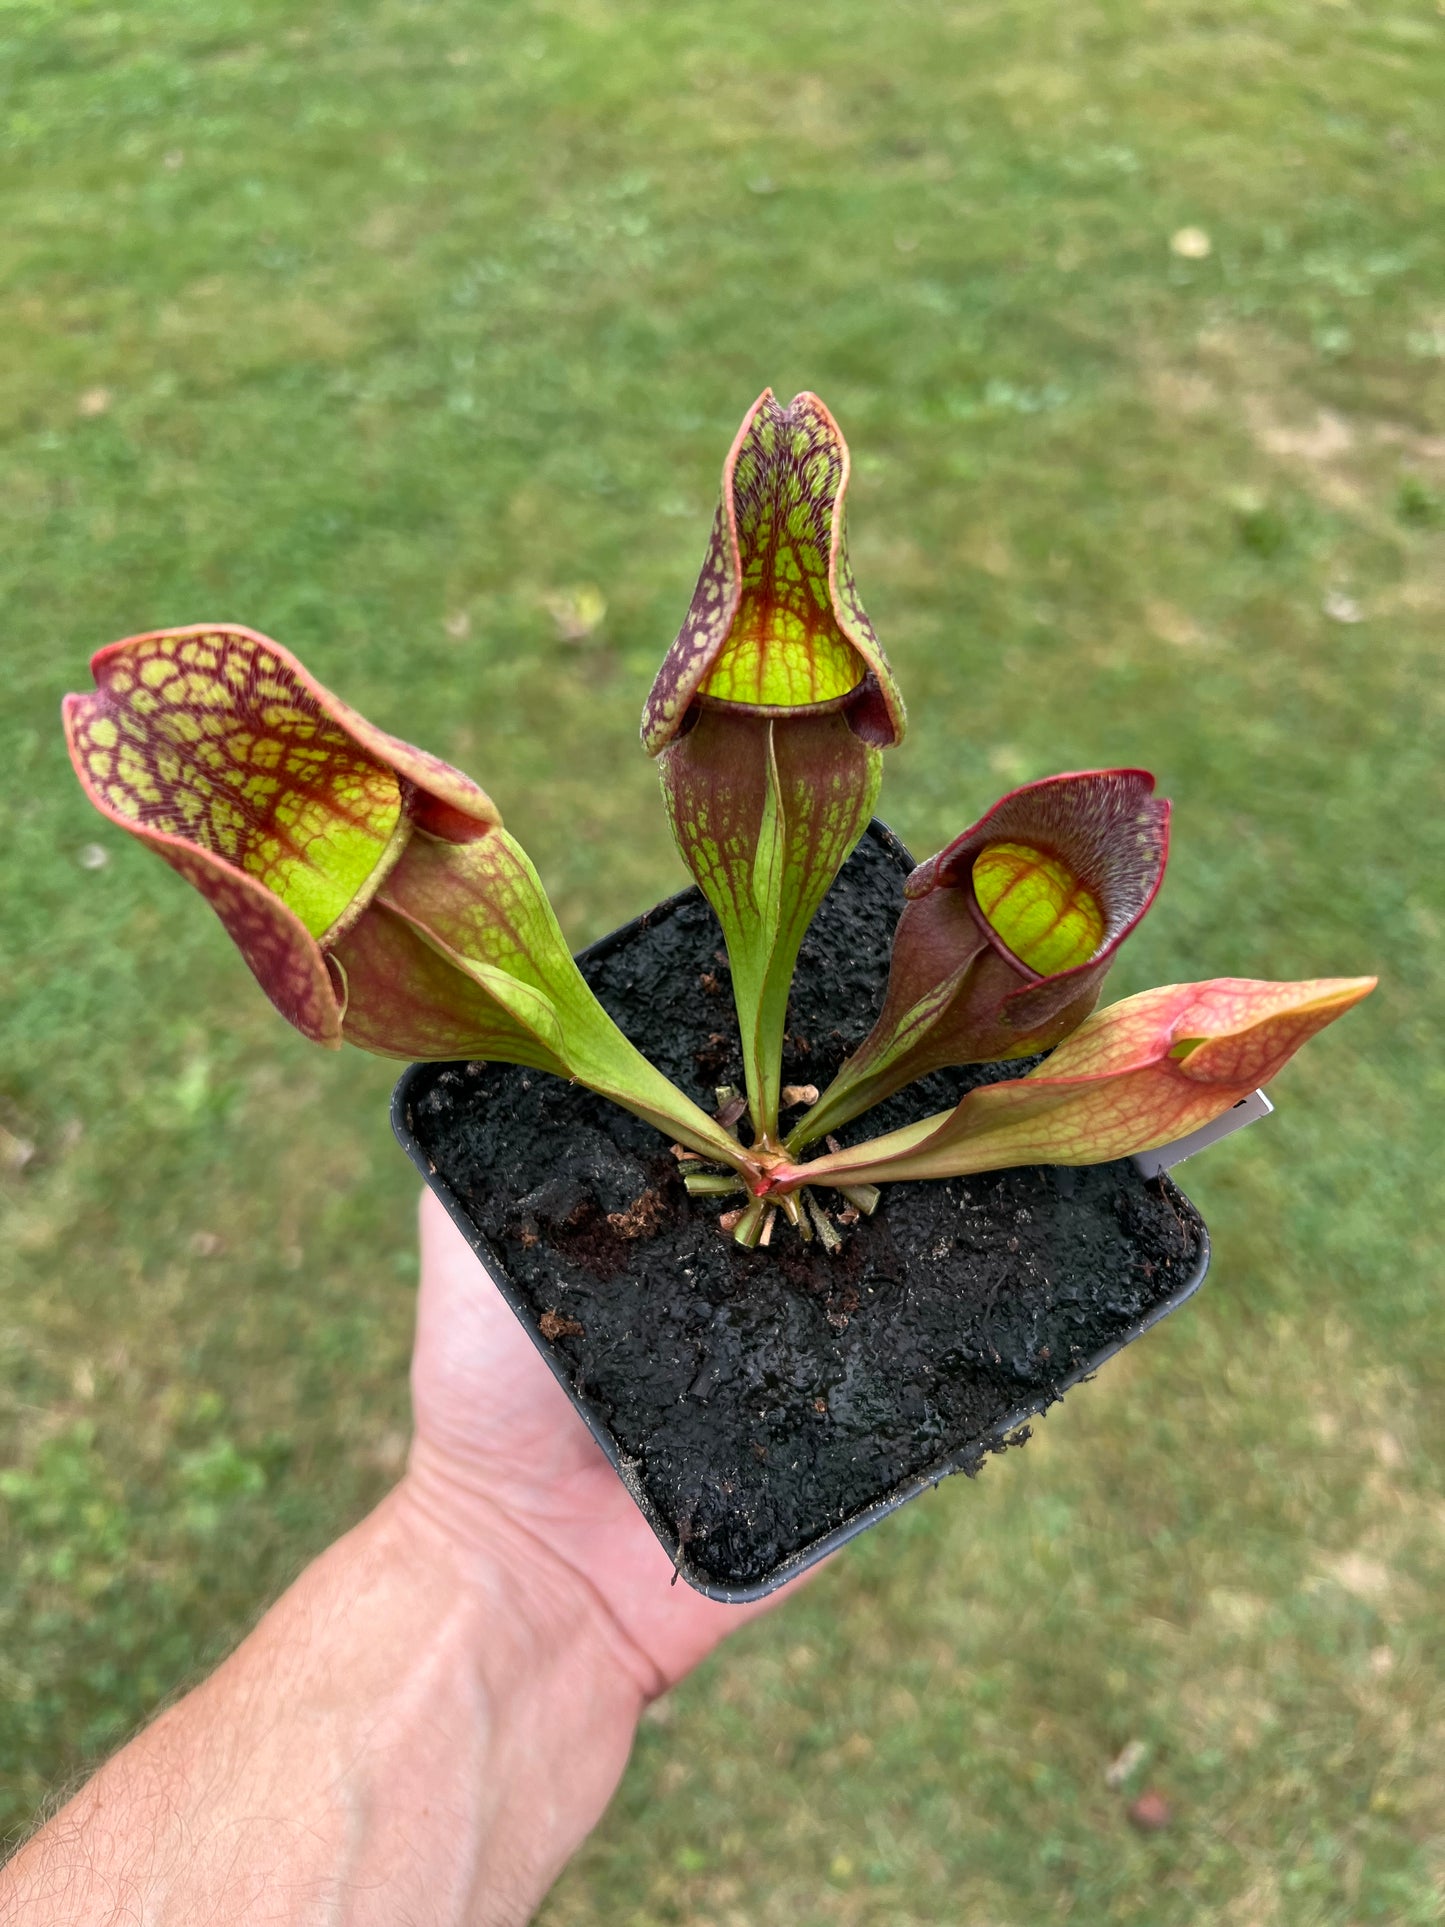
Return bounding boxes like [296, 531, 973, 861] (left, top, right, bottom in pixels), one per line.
[2, 0, 1442, 1918]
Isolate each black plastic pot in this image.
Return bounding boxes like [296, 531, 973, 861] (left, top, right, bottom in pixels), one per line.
[392, 824, 1210, 1603]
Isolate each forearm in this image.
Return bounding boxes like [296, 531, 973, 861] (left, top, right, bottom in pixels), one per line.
[0, 1485, 649, 1926]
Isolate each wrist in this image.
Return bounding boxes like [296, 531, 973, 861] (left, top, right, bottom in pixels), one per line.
[351, 1483, 650, 1919]
[394, 1436, 666, 1701]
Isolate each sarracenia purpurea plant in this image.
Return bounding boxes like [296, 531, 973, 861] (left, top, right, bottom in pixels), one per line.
[64, 389, 1375, 1249]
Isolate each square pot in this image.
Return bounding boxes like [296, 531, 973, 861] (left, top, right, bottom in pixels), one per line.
[393, 823, 1209, 1602]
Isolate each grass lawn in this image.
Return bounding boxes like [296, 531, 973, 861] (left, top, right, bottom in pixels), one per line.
[2, 0, 1443, 1918]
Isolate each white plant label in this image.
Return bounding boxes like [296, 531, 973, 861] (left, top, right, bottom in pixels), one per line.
[1131, 1088, 1275, 1179]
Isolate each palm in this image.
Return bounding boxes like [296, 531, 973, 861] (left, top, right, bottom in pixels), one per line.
[409, 1190, 791, 1688]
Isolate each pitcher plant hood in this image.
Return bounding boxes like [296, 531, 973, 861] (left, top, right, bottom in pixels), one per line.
[63, 624, 500, 1045]
[641, 389, 905, 754]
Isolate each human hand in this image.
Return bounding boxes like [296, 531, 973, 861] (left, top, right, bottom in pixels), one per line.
[399, 1189, 795, 1697]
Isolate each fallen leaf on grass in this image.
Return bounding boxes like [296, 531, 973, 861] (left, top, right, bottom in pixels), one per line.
[0, 1126, 36, 1174]
[1105, 1738, 1148, 1789]
[1170, 227, 1212, 260]
[1323, 1551, 1391, 1599]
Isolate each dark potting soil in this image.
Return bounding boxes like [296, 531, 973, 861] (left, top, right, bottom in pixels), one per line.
[399, 824, 1205, 1594]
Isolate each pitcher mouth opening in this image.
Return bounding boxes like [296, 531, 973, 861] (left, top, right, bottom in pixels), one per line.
[690, 685, 858, 723]
[963, 839, 1108, 984]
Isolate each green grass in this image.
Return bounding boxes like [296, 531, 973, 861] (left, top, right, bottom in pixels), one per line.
[2, 0, 1443, 1917]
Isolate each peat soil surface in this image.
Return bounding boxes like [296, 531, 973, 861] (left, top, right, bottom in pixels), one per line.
[401, 826, 1205, 1591]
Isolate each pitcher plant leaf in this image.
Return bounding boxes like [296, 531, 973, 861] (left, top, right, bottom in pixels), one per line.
[65, 625, 753, 1172]
[770, 975, 1376, 1192]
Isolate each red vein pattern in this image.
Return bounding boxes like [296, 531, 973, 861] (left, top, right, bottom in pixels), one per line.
[66, 629, 401, 913]
[792, 770, 1173, 1145]
[63, 624, 501, 1042]
[911, 768, 1170, 1034]
[641, 390, 905, 752]
[775, 975, 1377, 1190]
